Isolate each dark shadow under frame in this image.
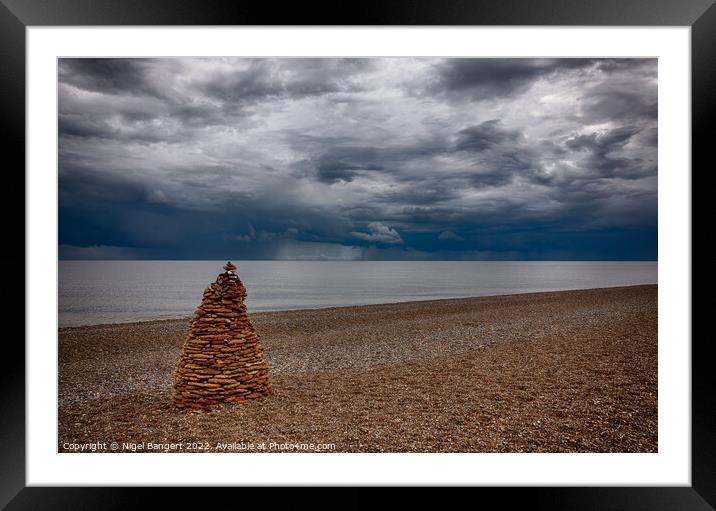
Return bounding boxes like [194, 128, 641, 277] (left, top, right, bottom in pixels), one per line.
[0, 0, 708, 508]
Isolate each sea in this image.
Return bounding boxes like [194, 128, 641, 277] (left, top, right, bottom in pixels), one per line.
[58, 261, 657, 327]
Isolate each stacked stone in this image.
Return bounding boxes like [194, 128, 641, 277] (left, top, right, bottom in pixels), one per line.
[172, 261, 272, 409]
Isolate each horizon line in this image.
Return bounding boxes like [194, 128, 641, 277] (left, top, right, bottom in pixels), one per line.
[57, 259, 659, 263]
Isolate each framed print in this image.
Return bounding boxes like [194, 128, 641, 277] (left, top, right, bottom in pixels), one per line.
[1, 0, 708, 508]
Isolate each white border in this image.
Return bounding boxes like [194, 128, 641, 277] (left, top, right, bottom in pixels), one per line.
[27, 27, 691, 485]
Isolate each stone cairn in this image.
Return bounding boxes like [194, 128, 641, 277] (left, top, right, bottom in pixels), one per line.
[172, 262, 272, 409]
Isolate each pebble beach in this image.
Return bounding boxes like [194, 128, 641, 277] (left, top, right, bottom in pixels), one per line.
[58, 285, 657, 453]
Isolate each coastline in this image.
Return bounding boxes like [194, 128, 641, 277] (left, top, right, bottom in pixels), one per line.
[59, 285, 657, 453]
[59, 283, 655, 330]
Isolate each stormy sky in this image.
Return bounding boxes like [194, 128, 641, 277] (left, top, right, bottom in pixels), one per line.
[58, 58, 657, 260]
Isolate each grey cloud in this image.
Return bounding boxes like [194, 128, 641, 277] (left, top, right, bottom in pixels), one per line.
[455, 120, 519, 152]
[59, 112, 179, 144]
[434, 58, 596, 101]
[60, 58, 373, 140]
[376, 180, 462, 206]
[636, 127, 658, 147]
[316, 161, 383, 183]
[455, 120, 553, 186]
[310, 146, 386, 183]
[288, 135, 448, 184]
[58, 57, 658, 260]
[294, 118, 557, 193]
[171, 104, 227, 127]
[580, 90, 657, 122]
[351, 222, 404, 244]
[202, 61, 284, 103]
[577, 59, 657, 123]
[59, 113, 118, 139]
[566, 125, 641, 152]
[565, 125, 652, 179]
[201, 58, 369, 105]
[59, 58, 163, 97]
[593, 58, 655, 73]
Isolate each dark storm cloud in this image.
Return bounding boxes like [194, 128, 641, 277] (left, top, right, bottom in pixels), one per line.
[433, 58, 595, 100]
[294, 144, 388, 183]
[59, 58, 163, 97]
[58, 57, 657, 260]
[58, 58, 375, 146]
[171, 104, 227, 127]
[575, 59, 657, 125]
[566, 125, 639, 153]
[201, 62, 284, 103]
[350, 222, 404, 245]
[202, 58, 369, 104]
[287, 133, 450, 184]
[580, 89, 658, 122]
[455, 120, 519, 152]
[58, 111, 177, 144]
[59, 113, 118, 139]
[638, 127, 659, 147]
[454, 120, 553, 186]
[565, 125, 654, 179]
[433, 58, 654, 103]
[315, 160, 383, 183]
[376, 180, 462, 206]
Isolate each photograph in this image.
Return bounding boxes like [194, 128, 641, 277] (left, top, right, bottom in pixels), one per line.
[57, 56, 658, 454]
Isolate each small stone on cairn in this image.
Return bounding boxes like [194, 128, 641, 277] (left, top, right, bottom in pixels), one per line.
[172, 261, 272, 410]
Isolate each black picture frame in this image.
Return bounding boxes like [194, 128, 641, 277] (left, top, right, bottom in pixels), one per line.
[1, 0, 706, 508]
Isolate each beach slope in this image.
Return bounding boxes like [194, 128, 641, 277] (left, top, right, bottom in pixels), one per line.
[58, 285, 657, 452]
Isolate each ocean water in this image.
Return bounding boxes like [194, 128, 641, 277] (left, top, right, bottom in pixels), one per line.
[58, 261, 657, 327]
